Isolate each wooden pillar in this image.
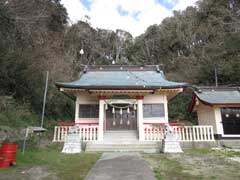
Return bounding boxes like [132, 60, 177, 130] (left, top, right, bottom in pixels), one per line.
[214, 107, 224, 135]
[164, 95, 169, 123]
[136, 96, 144, 141]
[98, 95, 106, 141]
[75, 96, 79, 123]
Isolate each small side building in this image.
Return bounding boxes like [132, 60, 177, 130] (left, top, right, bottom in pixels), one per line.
[189, 87, 240, 139]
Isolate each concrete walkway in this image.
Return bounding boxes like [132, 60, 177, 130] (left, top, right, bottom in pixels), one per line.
[85, 152, 156, 180]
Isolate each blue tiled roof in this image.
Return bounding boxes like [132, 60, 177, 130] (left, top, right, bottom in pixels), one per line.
[56, 65, 187, 89]
[195, 87, 240, 104]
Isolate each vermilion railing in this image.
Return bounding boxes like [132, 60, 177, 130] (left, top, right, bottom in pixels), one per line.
[57, 122, 99, 126]
[143, 122, 185, 126]
[143, 125, 214, 142]
[54, 122, 214, 142]
[53, 125, 99, 142]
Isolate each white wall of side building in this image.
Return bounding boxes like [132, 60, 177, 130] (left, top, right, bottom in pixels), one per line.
[213, 107, 224, 135]
[197, 103, 223, 135]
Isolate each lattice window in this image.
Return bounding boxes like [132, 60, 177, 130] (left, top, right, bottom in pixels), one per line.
[143, 104, 165, 118]
[79, 105, 99, 118]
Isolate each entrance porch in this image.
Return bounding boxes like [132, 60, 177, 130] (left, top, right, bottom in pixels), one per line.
[53, 91, 215, 144]
[97, 95, 145, 141]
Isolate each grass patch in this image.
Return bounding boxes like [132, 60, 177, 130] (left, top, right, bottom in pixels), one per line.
[187, 147, 240, 157]
[144, 148, 240, 180]
[213, 148, 240, 158]
[144, 154, 201, 180]
[186, 148, 212, 155]
[0, 144, 101, 180]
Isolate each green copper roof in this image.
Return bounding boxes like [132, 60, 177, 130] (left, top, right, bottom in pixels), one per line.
[55, 65, 187, 89]
[195, 87, 240, 105]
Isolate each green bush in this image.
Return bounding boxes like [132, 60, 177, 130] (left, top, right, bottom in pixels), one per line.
[0, 96, 40, 127]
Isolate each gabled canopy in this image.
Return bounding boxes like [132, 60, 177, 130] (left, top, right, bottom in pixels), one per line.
[56, 65, 187, 90]
[189, 87, 240, 112]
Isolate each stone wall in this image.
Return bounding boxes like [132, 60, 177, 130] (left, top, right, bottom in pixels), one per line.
[0, 126, 25, 143]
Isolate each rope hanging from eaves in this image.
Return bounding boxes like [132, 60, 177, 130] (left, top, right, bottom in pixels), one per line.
[104, 99, 137, 126]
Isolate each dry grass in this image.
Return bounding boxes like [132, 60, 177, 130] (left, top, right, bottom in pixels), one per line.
[144, 148, 240, 180]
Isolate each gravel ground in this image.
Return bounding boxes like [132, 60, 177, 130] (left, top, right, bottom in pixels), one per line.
[0, 166, 58, 180]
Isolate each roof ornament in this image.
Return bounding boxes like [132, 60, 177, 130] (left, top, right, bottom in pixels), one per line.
[197, 89, 202, 93]
[83, 65, 88, 73]
[79, 49, 84, 55]
[160, 71, 165, 79]
[156, 65, 160, 73]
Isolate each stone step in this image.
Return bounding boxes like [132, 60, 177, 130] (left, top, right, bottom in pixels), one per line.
[85, 130, 160, 152]
[104, 136, 138, 139]
[106, 130, 137, 133]
[85, 142, 161, 153]
[105, 133, 137, 135]
[104, 134, 138, 136]
[105, 131, 137, 134]
[104, 131, 138, 141]
[104, 136, 138, 140]
[103, 139, 139, 142]
[105, 131, 137, 133]
[104, 133, 138, 137]
[87, 143, 160, 146]
[85, 149, 160, 153]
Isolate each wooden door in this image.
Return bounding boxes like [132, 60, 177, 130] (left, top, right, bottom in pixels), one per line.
[106, 106, 137, 130]
[221, 107, 240, 135]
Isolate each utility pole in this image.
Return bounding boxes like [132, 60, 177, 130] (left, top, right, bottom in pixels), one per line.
[214, 65, 218, 87]
[41, 71, 49, 127]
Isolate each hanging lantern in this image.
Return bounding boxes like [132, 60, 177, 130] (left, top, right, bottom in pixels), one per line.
[105, 104, 108, 110]
[112, 107, 115, 114]
[79, 48, 84, 55]
[120, 108, 123, 115]
[133, 104, 137, 110]
[120, 119, 123, 125]
[127, 107, 130, 114]
[127, 119, 130, 125]
[113, 120, 116, 126]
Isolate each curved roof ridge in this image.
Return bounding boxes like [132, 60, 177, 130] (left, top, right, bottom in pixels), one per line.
[189, 86, 240, 112]
[55, 65, 187, 90]
[84, 65, 162, 72]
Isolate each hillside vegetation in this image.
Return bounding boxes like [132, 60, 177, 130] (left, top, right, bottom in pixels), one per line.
[0, 0, 239, 126]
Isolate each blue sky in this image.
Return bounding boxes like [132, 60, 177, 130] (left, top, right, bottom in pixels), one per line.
[80, 0, 91, 10]
[61, 0, 198, 36]
[157, 0, 176, 9]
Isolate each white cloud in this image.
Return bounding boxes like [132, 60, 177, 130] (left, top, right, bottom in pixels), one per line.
[61, 0, 198, 37]
[61, 0, 89, 23]
[172, 0, 198, 11]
